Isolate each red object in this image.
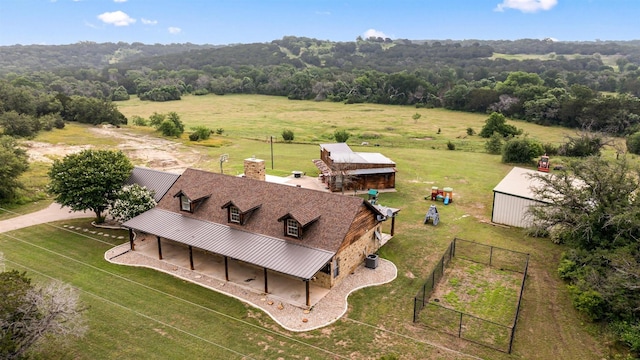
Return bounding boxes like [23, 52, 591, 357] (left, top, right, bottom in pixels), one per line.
[538, 155, 550, 172]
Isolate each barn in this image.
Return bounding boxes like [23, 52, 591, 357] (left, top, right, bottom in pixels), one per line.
[491, 167, 549, 228]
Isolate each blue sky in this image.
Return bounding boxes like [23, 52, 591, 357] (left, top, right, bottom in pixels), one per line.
[0, 0, 637, 46]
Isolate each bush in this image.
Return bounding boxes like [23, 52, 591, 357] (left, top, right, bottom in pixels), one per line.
[558, 133, 603, 157]
[626, 132, 640, 155]
[189, 126, 213, 141]
[282, 129, 294, 142]
[446, 141, 456, 150]
[568, 285, 605, 321]
[131, 115, 148, 126]
[216, 128, 224, 135]
[149, 112, 166, 128]
[611, 321, 640, 353]
[485, 132, 504, 154]
[502, 137, 545, 164]
[158, 120, 181, 137]
[334, 129, 350, 143]
[466, 127, 475, 136]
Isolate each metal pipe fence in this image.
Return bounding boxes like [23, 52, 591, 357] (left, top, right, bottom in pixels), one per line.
[413, 238, 530, 354]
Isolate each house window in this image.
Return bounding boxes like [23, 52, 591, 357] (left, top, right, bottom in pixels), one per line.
[230, 206, 240, 223]
[286, 218, 299, 237]
[180, 195, 191, 212]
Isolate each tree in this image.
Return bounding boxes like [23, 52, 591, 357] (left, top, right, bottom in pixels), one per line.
[64, 96, 126, 126]
[109, 184, 156, 223]
[0, 136, 29, 203]
[334, 129, 350, 143]
[48, 149, 133, 222]
[0, 270, 86, 360]
[189, 126, 213, 141]
[527, 157, 640, 354]
[412, 112, 421, 123]
[479, 112, 523, 138]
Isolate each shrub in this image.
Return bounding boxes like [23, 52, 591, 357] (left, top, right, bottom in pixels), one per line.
[215, 128, 224, 135]
[466, 127, 475, 136]
[485, 132, 504, 154]
[158, 120, 180, 137]
[149, 112, 166, 128]
[334, 129, 350, 143]
[446, 141, 456, 150]
[131, 115, 148, 126]
[189, 126, 213, 141]
[568, 285, 605, 321]
[502, 137, 545, 164]
[626, 132, 640, 155]
[282, 129, 294, 142]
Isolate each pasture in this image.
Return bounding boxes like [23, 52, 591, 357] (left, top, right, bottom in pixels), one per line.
[1, 94, 613, 359]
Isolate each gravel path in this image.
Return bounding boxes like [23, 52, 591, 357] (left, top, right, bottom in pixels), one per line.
[105, 240, 397, 332]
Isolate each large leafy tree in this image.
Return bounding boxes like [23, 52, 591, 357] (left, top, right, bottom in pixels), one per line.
[0, 270, 87, 360]
[528, 157, 640, 354]
[0, 136, 29, 203]
[47, 149, 133, 222]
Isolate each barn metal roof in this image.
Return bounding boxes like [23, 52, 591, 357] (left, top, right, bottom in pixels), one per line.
[493, 167, 548, 201]
[320, 143, 396, 166]
[123, 208, 335, 280]
[126, 167, 181, 203]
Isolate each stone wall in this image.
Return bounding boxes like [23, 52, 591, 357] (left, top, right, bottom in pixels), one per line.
[244, 157, 265, 181]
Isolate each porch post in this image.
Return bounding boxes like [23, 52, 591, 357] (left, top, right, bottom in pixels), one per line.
[189, 246, 194, 270]
[128, 228, 134, 250]
[264, 268, 268, 293]
[390, 215, 396, 236]
[224, 256, 229, 281]
[157, 236, 163, 260]
[305, 280, 310, 307]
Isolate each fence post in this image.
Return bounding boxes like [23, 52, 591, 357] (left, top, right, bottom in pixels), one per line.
[413, 297, 418, 323]
[441, 255, 445, 274]
[422, 283, 427, 307]
[452, 238, 456, 257]
[489, 246, 493, 266]
[458, 312, 463, 338]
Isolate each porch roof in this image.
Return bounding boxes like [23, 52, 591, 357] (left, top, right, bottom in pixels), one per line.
[123, 208, 335, 280]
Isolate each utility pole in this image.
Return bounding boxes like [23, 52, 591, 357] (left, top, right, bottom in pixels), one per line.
[270, 136, 274, 170]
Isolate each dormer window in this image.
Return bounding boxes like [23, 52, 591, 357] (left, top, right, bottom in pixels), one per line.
[230, 206, 241, 223]
[180, 195, 191, 212]
[286, 218, 299, 237]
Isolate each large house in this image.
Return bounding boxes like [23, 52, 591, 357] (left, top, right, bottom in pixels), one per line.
[123, 164, 399, 307]
[313, 143, 396, 192]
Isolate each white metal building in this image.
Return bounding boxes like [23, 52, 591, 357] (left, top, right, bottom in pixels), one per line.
[491, 167, 549, 228]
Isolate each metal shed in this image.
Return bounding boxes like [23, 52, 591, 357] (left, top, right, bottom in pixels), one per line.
[491, 167, 549, 228]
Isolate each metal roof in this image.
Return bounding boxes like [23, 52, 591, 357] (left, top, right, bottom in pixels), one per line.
[493, 167, 548, 202]
[319, 143, 396, 166]
[345, 167, 396, 175]
[123, 208, 335, 280]
[126, 167, 181, 203]
[354, 152, 395, 165]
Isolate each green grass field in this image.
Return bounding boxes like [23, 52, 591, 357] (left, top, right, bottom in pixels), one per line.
[1, 94, 614, 359]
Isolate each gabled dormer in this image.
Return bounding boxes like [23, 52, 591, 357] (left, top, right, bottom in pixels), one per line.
[221, 200, 262, 225]
[173, 190, 210, 213]
[278, 202, 321, 240]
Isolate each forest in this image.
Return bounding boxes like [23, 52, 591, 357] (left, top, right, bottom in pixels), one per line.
[1, 36, 639, 136]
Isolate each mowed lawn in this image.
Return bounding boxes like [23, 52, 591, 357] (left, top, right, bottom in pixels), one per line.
[1, 94, 612, 359]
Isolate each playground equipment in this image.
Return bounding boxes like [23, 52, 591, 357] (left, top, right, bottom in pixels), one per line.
[430, 186, 453, 205]
[538, 154, 550, 173]
[424, 205, 440, 226]
[368, 189, 379, 205]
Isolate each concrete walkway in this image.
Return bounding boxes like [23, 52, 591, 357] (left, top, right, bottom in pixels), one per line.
[0, 202, 92, 233]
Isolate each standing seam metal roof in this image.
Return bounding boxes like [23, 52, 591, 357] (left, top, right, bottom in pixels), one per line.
[125, 167, 181, 203]
[123, 208, 335, 280]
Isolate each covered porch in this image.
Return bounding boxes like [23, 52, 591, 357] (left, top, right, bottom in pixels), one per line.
[130, 234, 331, 308]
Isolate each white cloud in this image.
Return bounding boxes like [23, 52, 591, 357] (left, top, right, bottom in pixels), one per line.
[168, 27, 182, 34]
[495, 0, 558, 13]
[141, 18, 158, 25]
[363, 29, 389, 39]
[97, 11, 136, 26]
[113, 0, 127, 3]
